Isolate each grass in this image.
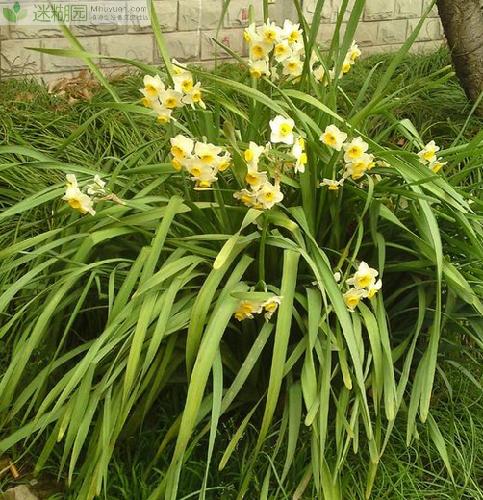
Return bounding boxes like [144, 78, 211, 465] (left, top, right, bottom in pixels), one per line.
[0, 7, 482, 498]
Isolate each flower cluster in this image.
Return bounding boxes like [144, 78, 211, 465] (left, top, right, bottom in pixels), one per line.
[234, 113, 307, 210]
[62, 174, 107, 216]
[319, 124, 375, 189]
[244, 19, 305, 80]
[234, 140, 284, 210]
[234, 296, 282, 321]
[140, 59, 205, 124]
[417, 140, 445, 173]
[338, 262, 382, 312]
[311, 41, 361, 85]
[169, 135, 231, 189]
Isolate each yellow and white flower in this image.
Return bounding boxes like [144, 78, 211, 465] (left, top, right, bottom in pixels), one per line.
[215, 152, 232, 172]
[249, 37, 273, 61]
[291, 137, 308, 173]
[417, 140, 440, 164]
[171, 58, 189, 75]
[244, 141, 266, 169]
[234, 300, 264, 321]
[245, 170, 269, 190]
[263, 296, 282, 320]
[320, 178, 344, 190]
[269, 115, 295, 145]
[282, 19, 303, 46]
[160, 88, 183, 109]
[173, 71, 194, 94]
[170, 135, 194, 160]
[249, 58, 271, 79]
[243, 23, 258, 43]
[256, 181, 284, 209]
[367, 279, 382, 299]
[343, 288, 367, 312]
[66, 173, 78, 189]
[320, 124, 347, 151]
[282, 56, 304, 77]
[155, 107, 173, 125]
[342, 57, 352, 74]
[258, 19, 281, 45]
[344, 153, 375, 180]
[234, 188, 261, 209]
[347, 41, 361, 62]
[194, 141, 223, 164]
[62, 177, 95, 216]
[343, 137, 369, 162]
[273, 41, 292, 62]
[347, 261, 379, 289]
[429, 158, 446, 173]
[182, 82, 206, 109]
[141, 74, 164, 98]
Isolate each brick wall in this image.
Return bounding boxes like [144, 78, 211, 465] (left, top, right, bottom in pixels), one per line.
[0, 0, 444, 82]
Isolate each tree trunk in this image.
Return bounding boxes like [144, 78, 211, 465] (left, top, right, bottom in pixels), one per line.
[436, 0, 483, 114]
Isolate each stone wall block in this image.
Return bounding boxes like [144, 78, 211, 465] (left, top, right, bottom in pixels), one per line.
[201, 28, 243, 60]
[160, 31, 200, 61]
[378, 19, 408, 44]
[1, 38, 42, 76]
[364, 0, 394, 20]
[99, 34, 153, 66]
[42, 36, 99, 72]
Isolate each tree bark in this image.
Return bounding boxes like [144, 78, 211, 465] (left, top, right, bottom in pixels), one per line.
[436, 0, 483, 114]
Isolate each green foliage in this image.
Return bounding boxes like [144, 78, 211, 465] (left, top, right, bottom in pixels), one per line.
[0, 1, 482, 499]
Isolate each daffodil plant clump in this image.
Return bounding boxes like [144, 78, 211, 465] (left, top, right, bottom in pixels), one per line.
[1, 1, 482, 500]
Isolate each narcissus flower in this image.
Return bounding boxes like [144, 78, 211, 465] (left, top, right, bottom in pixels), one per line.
[171, 58, 189, 75]
[418, 140, 440, 164]
[234, 189, 261, 209]
[170, 135, 194, 160]
[243, 23, 258, 43]
[155, 108, 173, 124]
[160, 88, 183, 109]
[273, 41, 292, 62]
[343, 288, 367, 312]
[173, 71, 194, 94]
[320, 178, 344, 190]
[269, 115, 295, 145]
[215, 152, 232, 172]
[245, 169, 269, 190]
[244, 141, 266, 169]
[320, 124, 347, 151]
[249, 38, 272, 61]
[234, 300, 264, 321]
[249, 58, 271, 78]
[282, 56, 304, 77]
[141, 74, 164, 97]
[348, 41, 361, 62]
[195, 142, 222, 164]
[367, 279, 382, 299]
[347, 261, 379, 289]
[182, 82, 206, 109]
[62, 175, 95, 216]
[257, 180, 284, 209]
[258, 19, 281, 44]
[263, 296, 282, 320]
[343, 137, 369, 161]
[429, 158, 446, 173]
[344, 153, 375, 180]
[282, 19, 303, 45]
[291, 137, 307, 173]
